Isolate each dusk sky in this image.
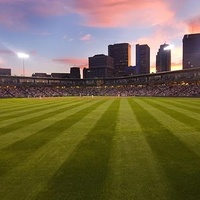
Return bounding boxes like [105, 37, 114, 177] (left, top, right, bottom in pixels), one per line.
[0, 0, 200, 77]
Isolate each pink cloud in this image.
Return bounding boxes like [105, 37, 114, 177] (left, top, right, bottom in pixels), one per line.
[0, 49, 14, 54]
[80, 34, 92, 41]
[0, 0, 197, 33]
[0, 49, 37, 56]
[187, 15, 200, 33]
[73, 0, 174, 27]
[0, 1, 70, 29]
[0, 0, 174, 29]
[0, 10, 27, 29]
[52, 57, 88, 68]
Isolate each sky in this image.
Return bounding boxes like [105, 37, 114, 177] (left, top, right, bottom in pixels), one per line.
[0, 0, 200, 77]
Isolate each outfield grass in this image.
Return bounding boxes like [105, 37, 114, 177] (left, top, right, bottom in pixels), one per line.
[0, 96, 200, 200]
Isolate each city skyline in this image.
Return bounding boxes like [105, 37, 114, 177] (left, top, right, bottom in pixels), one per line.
[0, 0, 200, 76]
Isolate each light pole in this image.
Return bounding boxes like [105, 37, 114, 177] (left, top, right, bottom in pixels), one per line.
[17, 52, 29, 76]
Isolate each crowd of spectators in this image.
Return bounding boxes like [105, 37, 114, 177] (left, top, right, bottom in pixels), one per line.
[0, 84, 200, 98]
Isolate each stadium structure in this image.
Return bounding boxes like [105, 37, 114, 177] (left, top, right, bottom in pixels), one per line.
[0, 67, 200, 98]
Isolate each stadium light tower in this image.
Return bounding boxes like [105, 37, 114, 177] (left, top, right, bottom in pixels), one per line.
[17, 52, 29, 76]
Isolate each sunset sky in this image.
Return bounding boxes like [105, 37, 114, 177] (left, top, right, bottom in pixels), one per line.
[0, 0, 200, 76]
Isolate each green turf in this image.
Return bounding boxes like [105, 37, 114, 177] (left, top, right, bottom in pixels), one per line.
[0, 97, 200, 200]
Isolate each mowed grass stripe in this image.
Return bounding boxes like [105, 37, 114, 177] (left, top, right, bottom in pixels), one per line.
[35, 99, 120, 200]
[0, 99, 113, 200]
[169, 98, 200, 106]
[0, 98, 63, 112]
[154, 98, 200, 114]
[0, 99, 92, 135]
[151, 98, 200, 120]
[102, 98, 170, 200]
[0, 98, 88, 125]
[0, 99, 106, 177]
[138, 98, 200, 158]
[0, 98, 76, 122]
[0, 99, 30, 110]
[142, 98, 200, 133]
[131, 98, 200, 200]
[0, 99, 96, 150]
[166, 99, 200, 110]
[0, 97, 76, 112]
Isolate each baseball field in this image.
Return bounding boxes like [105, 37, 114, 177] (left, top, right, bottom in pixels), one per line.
[0, 97, 200, 200]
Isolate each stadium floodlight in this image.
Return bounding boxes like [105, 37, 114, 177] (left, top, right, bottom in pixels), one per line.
[164, 44, 174, 50]
[17, 52, 29, 76]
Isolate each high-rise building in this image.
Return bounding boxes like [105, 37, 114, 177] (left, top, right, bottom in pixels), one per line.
[83, 54, 114, 79]
[70, 67, 80, 79]
[136, 44, 150, 75]
[125, 66, 136, 76]
[183, 33, 200, 69]
[108, 43, 131, 77]
[156, 43, 171, 72]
